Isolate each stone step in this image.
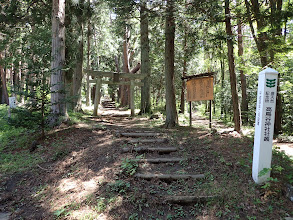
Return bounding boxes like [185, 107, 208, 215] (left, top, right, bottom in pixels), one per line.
[122, 146, 177, 153]
[135, 173, 205, 180]
[131, 158, 183, 163]
[128, 138, 167, 144]
[121, 132, 160, 137]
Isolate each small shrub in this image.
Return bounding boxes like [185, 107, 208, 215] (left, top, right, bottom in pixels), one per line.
[108, 180, 130, 194]
[120, 158, 139, 176]
[9, 107, 43, 129]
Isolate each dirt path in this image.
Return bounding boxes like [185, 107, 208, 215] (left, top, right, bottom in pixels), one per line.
[0, 105, 292, 219]
[191, 114, 293, 158]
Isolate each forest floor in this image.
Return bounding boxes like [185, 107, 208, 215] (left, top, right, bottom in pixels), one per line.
[0, 105, 293, 220]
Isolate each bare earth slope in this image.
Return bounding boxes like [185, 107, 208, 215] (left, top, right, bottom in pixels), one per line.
[0, 110, 292, 219]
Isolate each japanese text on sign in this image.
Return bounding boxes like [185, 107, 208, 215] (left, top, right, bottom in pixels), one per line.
[186, 76, 214, 101]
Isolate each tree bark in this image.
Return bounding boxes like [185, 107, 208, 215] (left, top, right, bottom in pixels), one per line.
[0, 73, 2, 104]
[0, 53, 9, 105]
[164, 0, 178, 128]
[112, 55, 120, 102]
[120, 26, 130, 107]
[220, 57, 225, 116]
[50, 0, 67, 124]
[245, 0, 283, 134]
[180, 23, 187, 114]
[86, 19, 91, 106]
[269, 0, 283, 135]
[237, 17, 248, 124]
[225, 0, 241, 132]
[140, 1, 151, 114]
[244, 0, 269, 67]
[73, 21, 84, 112]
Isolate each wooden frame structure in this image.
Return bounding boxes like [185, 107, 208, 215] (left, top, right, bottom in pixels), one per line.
[182, 72, 215, 128]
[84, 69, 147, 116]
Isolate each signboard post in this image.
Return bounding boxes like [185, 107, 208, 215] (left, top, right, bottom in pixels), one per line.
[186, 75, 214, 127]
[252, 68, 278, 184]
[186, 76, 214, 102]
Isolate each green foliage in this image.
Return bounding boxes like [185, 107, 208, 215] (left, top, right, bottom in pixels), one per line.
[67, 111, 91, 125]
[272, 148, 293, 184]
[258, 168, 272, 178]
[94, 198, 107, 212]
[8, 108, 43, 129]
[128, 213, 139, 220]
[0, 105, 43, 174]
[53, 208, 69, 218]
[120, 157, 139, 176]
[0, 105, 28, 151]
[50, 138, 70, 161]
[108, 180, 130, 194]
[261, 177, 278, 189]
[0, 151, 42, 173]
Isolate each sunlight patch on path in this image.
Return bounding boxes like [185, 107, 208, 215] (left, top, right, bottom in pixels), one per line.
[52, 175, 105, 211]
[70, 207, 108, 220]
[0, 212, 11, 220]
[273, 142, 293, 158]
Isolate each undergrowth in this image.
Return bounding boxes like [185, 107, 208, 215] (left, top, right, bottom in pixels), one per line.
[0, 104, 90, 174]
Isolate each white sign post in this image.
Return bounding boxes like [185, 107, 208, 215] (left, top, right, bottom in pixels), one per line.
[9, 97, 16, 109]
[252, 68, 278, 184]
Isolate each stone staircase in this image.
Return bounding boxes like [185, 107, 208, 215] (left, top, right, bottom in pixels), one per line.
[101, 100, 116, 109]
[119, 130, 216, 205]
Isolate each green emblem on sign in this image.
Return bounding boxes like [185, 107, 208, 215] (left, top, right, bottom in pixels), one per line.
[266, 79, 276, 88]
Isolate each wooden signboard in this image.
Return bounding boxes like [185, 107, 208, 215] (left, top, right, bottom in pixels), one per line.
[186, 76, 214, 101]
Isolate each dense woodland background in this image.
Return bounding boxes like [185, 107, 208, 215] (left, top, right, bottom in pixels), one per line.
[1, 1, 293, 219]
[1, 0, 293, 134]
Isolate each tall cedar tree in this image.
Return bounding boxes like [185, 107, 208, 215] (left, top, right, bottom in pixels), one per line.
[120, 26, 130, 107]
[225, 0, 241, 132]
[237, 12, 248, 124]
[244, 0, 283, 134]
[72, 6, 84, 112]
[50, 0, 67, 124]
[164, 0, 178, 128]
[140, 1, 151, 114]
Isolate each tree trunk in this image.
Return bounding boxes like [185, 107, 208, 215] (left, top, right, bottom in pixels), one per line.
[245, 0, 283, 134]
[220, 57, 225, 116]
[112, 55, 120, 102]
[120, 26, 130, 107]
[19, 59, 25, 104]
[244, 0, 269, 67]
[0, 74, 2, 104]
[270, 0, 283, 135]
[237, 17, 248, 124]
[86, 19, 91, 106]
[12, 62, 20, 98]
[73, 22, 84, 112]
[164, 0, 178, 128]
[0, 53, 9, 105]
[225, 0, 241, 132]
[50, 0, 67, 124]
[180, 24, 187, 114]
[140, 1, 151, 114]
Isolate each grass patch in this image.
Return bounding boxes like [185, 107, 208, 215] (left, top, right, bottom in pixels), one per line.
[0, 105, 92, 174]
[0, 105, 43, 174]
[0, 151, 42, 173]
[67, 111, 92, 125]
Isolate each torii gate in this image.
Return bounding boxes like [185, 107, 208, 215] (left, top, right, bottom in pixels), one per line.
[84, 69, 147, 116]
